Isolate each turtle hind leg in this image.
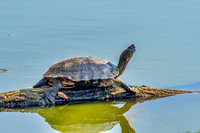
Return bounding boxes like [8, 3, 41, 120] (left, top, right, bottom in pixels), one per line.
[113, 79, 136, 95]
[33, 77, 49, 88]
[44, 79, 62, 105]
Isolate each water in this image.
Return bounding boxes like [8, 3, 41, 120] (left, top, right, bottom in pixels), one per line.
[0, 0, 200, 132]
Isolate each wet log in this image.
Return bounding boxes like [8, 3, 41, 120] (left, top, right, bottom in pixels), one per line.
[0, 86, 196, 108]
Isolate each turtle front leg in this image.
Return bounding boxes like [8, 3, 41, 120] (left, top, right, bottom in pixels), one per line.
[44, 79, 62, 105]
[113, 79, 136, 95]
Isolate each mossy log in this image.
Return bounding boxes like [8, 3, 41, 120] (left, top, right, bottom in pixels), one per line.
[0, 85, 195, 108]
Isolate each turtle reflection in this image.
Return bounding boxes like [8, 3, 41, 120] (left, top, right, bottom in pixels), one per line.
[38, 101, 136, 133]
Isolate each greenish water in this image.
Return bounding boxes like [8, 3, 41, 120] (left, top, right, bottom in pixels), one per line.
[0, 96, 200, 133]
[0, 0, 200, 132]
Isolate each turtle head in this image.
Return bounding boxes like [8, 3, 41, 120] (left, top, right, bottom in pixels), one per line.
[117, 44, 136, 77]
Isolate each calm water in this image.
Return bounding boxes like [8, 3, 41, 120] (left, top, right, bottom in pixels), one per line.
[0, 0, 200, 132]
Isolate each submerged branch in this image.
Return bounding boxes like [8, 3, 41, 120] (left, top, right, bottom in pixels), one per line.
[0, 69, 8, 73]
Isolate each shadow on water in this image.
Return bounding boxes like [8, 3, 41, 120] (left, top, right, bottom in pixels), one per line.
[1, 100, 136, 133]
[0, 69, 8, 73]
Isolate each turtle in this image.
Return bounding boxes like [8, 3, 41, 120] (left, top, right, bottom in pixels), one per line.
[33, 44, 136, 105]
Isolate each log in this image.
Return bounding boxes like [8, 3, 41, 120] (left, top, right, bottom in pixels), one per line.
[0, 85, 195, 108]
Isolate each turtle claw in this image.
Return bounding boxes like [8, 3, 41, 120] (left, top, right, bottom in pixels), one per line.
[58, 92, 68, 100]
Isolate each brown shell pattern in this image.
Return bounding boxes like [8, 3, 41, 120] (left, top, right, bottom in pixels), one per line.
[44, 57, 119, 81]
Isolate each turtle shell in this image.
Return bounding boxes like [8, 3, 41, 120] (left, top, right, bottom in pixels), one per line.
[44, 57, 119, 81]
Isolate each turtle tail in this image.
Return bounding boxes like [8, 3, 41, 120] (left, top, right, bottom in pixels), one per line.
[33, 77, 49, 88]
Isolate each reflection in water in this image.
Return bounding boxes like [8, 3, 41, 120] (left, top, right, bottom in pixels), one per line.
[0, 69, 8, 73]
[2, 101, 136, 133]
[39, 102, 135, 133]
